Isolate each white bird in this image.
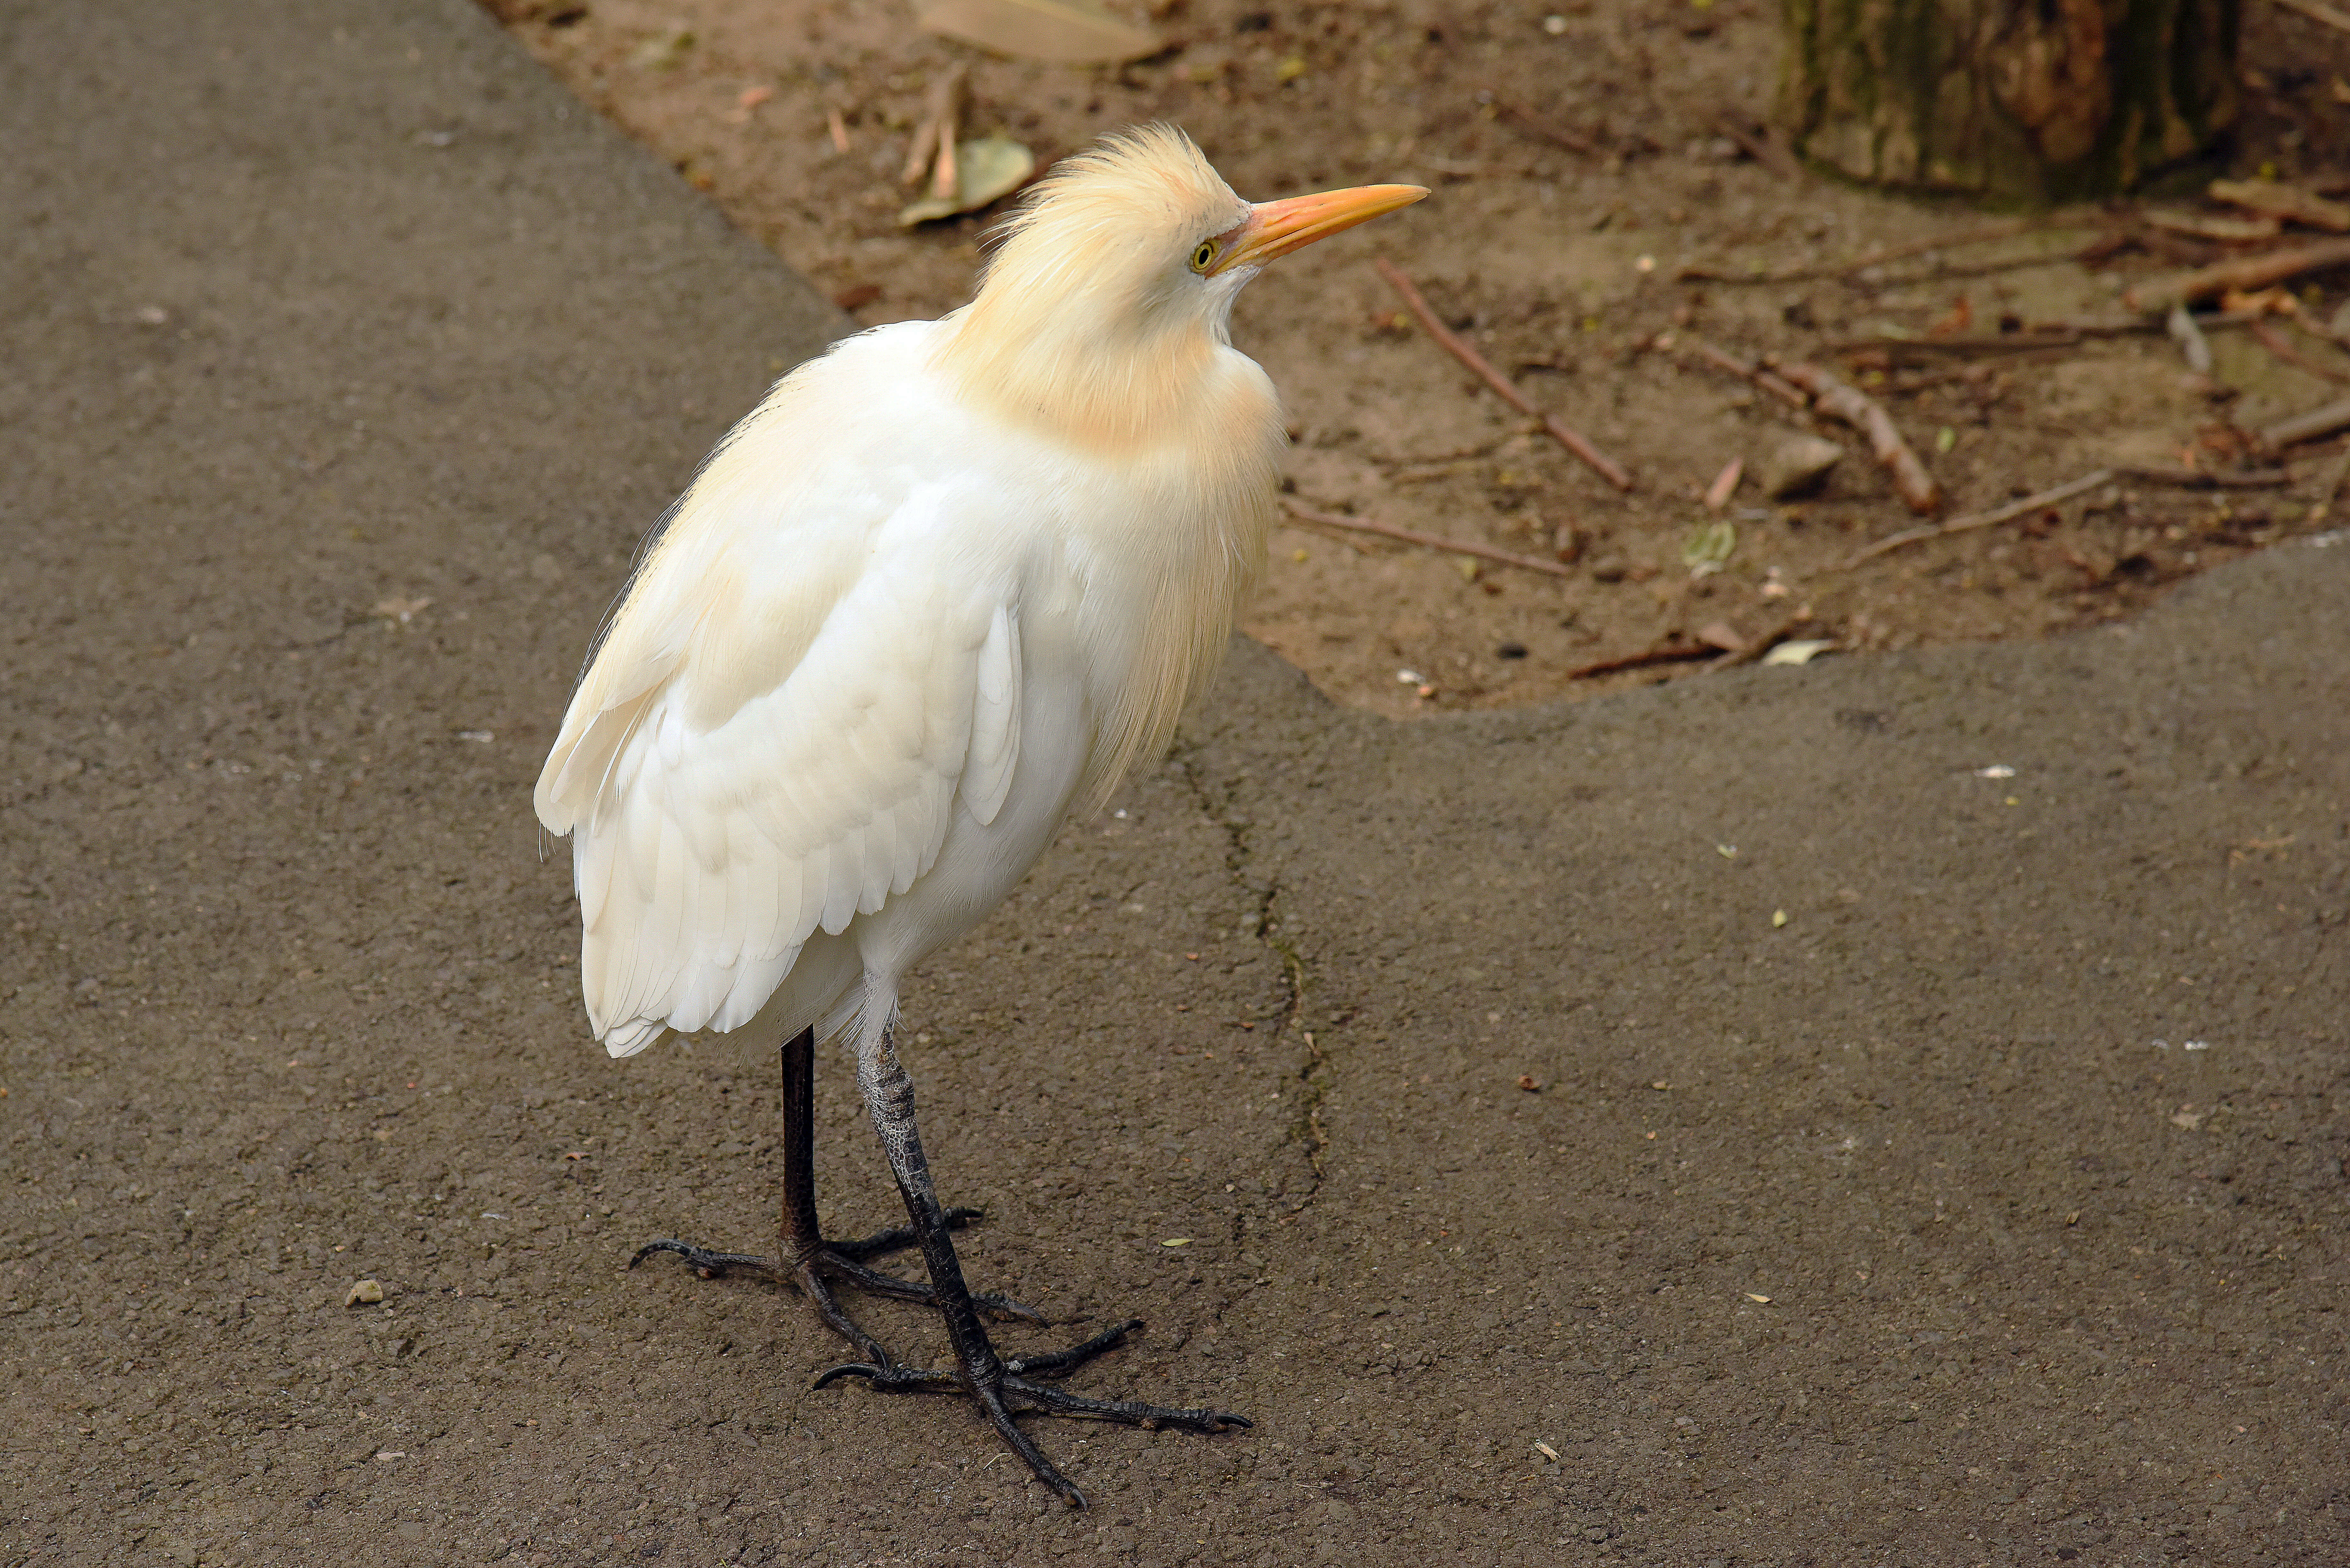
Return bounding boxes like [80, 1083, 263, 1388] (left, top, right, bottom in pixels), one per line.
[534, 125, 1423, 1505]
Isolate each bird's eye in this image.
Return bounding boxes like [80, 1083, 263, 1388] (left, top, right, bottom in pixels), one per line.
[1188, 240, 1218, 274]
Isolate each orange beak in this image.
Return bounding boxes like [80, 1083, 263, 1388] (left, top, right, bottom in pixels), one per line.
[1208, 183, 1429, 274]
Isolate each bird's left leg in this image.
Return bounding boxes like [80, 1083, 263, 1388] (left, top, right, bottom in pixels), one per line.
[817, 1005, 1249, 1508]
[629, 1025, 1041, 1360]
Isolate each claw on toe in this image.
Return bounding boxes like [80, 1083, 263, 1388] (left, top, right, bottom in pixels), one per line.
[813, 1362, 957, 1394]
[628, 1239, 768, 1279]
[811, 1361, 885, 1391]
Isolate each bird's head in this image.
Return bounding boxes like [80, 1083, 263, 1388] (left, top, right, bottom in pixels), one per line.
[938, 126, 1425, 449]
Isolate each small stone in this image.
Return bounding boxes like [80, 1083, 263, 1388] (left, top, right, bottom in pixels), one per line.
[345, 1279, 383, 1306]
[1758, 434, 1846, 500]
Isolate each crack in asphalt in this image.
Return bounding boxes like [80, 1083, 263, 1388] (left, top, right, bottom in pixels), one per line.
[1166, 744, 1330, 1215]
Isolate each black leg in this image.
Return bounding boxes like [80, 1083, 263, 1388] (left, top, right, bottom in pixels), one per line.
[816, 1013, 1249, 1508]
[629, 1025, 1041, 1367]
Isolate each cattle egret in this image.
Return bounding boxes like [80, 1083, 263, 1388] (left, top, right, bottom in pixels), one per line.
[534, 126, 1424, 1505]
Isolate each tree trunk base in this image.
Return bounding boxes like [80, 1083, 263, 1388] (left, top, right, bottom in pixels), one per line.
[1782, 0, 2239, 201]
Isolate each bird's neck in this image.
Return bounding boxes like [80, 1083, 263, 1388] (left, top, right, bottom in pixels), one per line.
[931, 296, 1229, 452]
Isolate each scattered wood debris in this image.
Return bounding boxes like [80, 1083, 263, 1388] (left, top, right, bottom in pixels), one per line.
[1375, 258, 1634, 491]
[493, 0, 2350, 714]
[1491, 94, 1595, 155]
[2123, 238, 2350, 312]
[1687, 338, 1807, 408]
[1282, 500, 1579, 579]
[2144, 207, 2283, 243]
[2209, 178, 2350, 233]
[2110, 465, 2290, 490]
[2270, 0, 2350, 30]
[1679, 218, 2078, 285]
[2249, 320, 2350, 383]
[1765, 359, 1941, 514]
[1566, 641, 1724, 680]
[1703, 615, 1809, 669]
[2310, 447, 2350, 525]
[899, 65, 966, 190]
[1840, 470, 2114, 568]
[1702, 457, 1743, 511]
[2265, 396, 2350, 449]
[894, 65, 1035, 227]
[1713, 109, 1804, 182]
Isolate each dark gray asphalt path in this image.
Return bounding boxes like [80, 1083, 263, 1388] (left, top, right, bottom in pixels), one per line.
[5, 2, 2346, 1564]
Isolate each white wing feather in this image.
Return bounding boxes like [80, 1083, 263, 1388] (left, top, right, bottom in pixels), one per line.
[536, 439, 1028, 1056]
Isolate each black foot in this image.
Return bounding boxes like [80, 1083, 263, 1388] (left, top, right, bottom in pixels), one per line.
[628, 1206, 982, 1278]
[627, 1211, 1045, 1356]
[629, 1225, 1041, 1322]
[814, 1319, 1251, 1507]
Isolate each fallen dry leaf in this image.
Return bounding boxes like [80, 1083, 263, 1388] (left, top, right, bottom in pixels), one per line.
[1760, 639, 1835, 666]
[372, 595, 432, 623]
[898, 137, 1035, 227]
[913, 0, 1163, 65]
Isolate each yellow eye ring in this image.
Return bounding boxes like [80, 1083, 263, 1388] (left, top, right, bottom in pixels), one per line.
[1188, 240, 1218, 274]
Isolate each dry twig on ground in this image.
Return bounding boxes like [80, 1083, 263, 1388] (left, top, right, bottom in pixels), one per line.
[2111, 465, 2291, 490]
[1766, 358, 1941, 514]
[1828, 320, 2167, 359]
[2248, 320, 2350, 384]
[1703, 458, 1743, 511]
[2297, 308, 2350, 353]
[1713, 110, 1804, 182]
[1686, 338, 1808, 408]
[2269, 0, 2350, 36]
[1375, 259, 1633, 490]
[1686, 342, 1945, 513]
[1678, 220, 2093, 286]
[2123, 238, 2350, 313]
[1566, 643, 1723, 680]
[2144, 207, 2283, 243]
[2264, 397, 2350, 449]
[1281, 500, 1578, 578]
[2311, 447, 2350, 525]
[899, 65, 969, 197]
[1839, 470, 2115, 569]
[1704, 615, 1808, 670]
[2209, 178, 2350, 233]
[1492, 96, 1594, 154]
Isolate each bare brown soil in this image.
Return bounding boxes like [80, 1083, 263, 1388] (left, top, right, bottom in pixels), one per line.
[486, 0, 2350, 719]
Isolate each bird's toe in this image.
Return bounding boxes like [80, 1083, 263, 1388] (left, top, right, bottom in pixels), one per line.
[628, 1238, 774, 1278]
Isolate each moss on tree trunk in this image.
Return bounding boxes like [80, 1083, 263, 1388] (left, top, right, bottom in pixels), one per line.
[1782, 0, 2240, 200]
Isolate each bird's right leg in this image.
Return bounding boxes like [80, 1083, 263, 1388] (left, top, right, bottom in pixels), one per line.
[816, 1008, 1248, 1508]
[629, 1026, 1041, 1361]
